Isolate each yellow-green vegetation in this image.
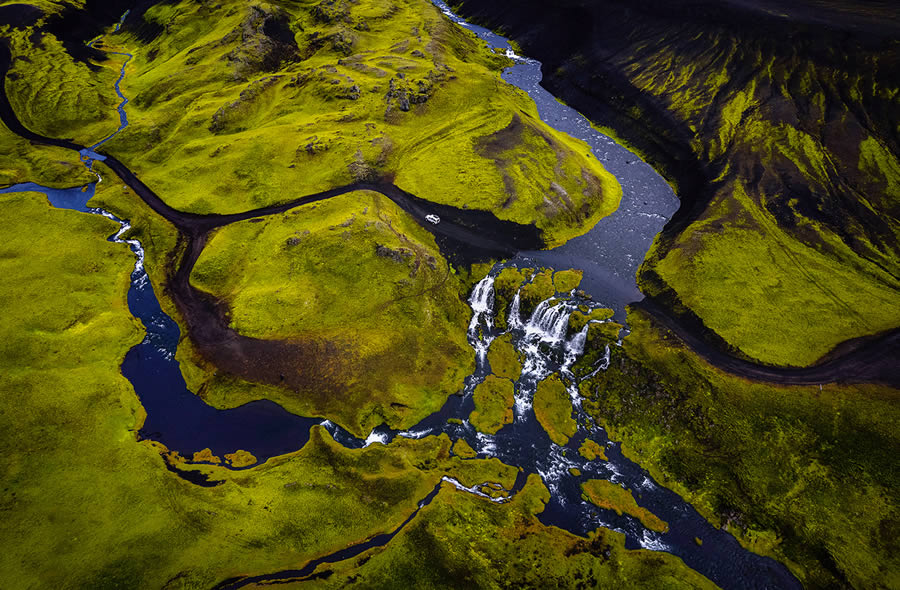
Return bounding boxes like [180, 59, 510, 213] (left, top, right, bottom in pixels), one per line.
[0, 124, 94, 187]
[533, 374, 577, 446]
[519, 267, 555, 309]
[580, 309, 900, 588]
[4, 26, 123, 143]
[582, 479, 669, 534]
[470, 375, 515, 434]
[452, 438, 477, 458]
[579, 438, 608, 462]
[486, 332, 521, 380]
[225, 449, 258, 467]
[190, 190, 473, 435]
[610, 28, 900, 366]
[569, 306, 613, 332]
[647, 175, 900, 367]
[0, 189, 541, 588]
[300, 475, 716, 589]
[553, 268, 582, 292]
[44, 0, 622, 246]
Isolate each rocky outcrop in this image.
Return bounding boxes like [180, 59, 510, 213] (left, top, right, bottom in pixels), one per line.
[225, 5, 299, 79]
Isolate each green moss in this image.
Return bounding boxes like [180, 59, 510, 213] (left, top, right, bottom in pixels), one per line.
[452, 438, 477, 459]
[579, 438, 608, 462]
[569, 307, 614, 332]
[518, 268, 555, 317]
[492, 266, 529, 328]
[469, 375, 514, 435]
[651, 181, 900, 366]
[486, 333, 522, 380]
[579, 308, 900, 588]
[313, 475, 716, 589]
[4, 26, 122, 143]
[552, 269, 582, 293]
[582, 479, 669, 533]
[190, 190, 472, 436]
[533, 374, 577, 446]
[0, 124, 94, 188]
[48, 0, 621, 247]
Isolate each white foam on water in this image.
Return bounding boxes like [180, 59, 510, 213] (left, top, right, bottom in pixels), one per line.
[441, 476, 510, 503]
[363, 430, 389, 448]
[639, 529, 671, 552]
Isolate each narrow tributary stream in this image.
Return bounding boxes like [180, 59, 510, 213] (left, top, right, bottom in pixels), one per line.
[0, 6, 800, 589]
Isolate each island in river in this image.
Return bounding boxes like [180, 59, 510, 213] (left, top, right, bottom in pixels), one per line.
[0, 0, 897, 588]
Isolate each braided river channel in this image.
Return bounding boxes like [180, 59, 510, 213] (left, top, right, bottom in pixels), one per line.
[0, 4, 801, 588]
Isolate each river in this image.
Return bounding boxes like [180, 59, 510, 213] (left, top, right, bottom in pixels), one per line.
[0, 4, 800, 588]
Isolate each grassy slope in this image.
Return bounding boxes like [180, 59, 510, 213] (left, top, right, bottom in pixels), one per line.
[291, 475, 716, 589]
[0, 191, 538, 587]
[578, 309, 899, 589]
[615, 25, 900, 366]
[0, 123, 94, 187]
[3, 24, 123, 143]
[470, 374, 514, 434]
[91, 0, 620, 245]
[190, 189, 474, 434]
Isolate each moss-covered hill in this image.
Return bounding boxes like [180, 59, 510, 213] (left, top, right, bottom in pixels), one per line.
[455, 0, 899, 367]
[2, 0, 620, 245]
[454, 0, 899, 587]
[0, 0, 621, 436]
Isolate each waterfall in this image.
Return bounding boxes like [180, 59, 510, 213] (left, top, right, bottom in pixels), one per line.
[466, 275, 497, 361]
[468, 275, 495, 315]
[524, 299, 574, 344]
[508, 290, 523, 330]
[561, 323, 590, 374]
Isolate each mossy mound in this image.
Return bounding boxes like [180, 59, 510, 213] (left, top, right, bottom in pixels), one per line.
[582, 479, 669, 533]
[579, 438, 608, 462]
[1, 0, 622, 245]
[552, 269, 582, 293]
[190, 190, 473, 436]
[569, 306, 613, 332]
[533, 374, 577, 446]
[486, 333, 522, 380]
[452, 438, 478, 458]
[470, 375, 515, 435]
[311, 474, 715, 588]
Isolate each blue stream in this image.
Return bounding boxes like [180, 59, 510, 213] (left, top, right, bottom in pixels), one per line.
[0, 7, 801, 589]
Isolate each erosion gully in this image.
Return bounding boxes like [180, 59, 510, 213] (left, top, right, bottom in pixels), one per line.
[0, 4, 801, 588]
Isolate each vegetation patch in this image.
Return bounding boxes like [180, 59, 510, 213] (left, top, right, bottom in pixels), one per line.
[190, 190, 473, 436]
[311, 474, 715, 589]
[582, 479, 669, 533]
[470, 375, 514, 434]
[579, 438, 608, 462]
[533, 374, 577, 446]
[486, 333, 522, 380]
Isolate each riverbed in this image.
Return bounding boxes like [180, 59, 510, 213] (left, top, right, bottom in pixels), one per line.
[0, 4, 800, 588]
